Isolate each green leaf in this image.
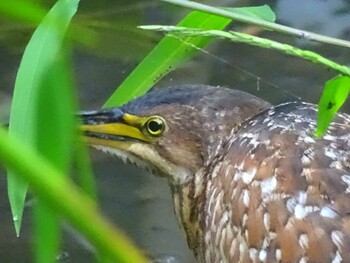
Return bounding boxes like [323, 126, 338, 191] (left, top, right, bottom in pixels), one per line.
[33, 51, 76, 263]
[7, 0, 80, 236]
[104, 5, 275, 107]
[104, 11, 230, 107]
[140, 26, 350, 78]
[224, 5, 276, 22]
[74, 139, 97, 200]
[0, 125, 148, 263]
[0, 0, 47, 25]
[315, 75, 350, 137]
[34, 204, 61, 263]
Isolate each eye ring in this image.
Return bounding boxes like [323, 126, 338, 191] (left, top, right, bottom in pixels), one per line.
[144, 117, 165, 136]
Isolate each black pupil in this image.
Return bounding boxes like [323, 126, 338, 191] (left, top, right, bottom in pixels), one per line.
[148, 120, 162, 133]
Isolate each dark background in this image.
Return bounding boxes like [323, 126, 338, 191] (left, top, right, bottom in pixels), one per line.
[1, 0, 350, 262]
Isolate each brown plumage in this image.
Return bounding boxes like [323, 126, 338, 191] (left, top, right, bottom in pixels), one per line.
[81, 85, 350, 263]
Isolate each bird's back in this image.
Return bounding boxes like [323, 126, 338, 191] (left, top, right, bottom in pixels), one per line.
[198, 102, 350, 262]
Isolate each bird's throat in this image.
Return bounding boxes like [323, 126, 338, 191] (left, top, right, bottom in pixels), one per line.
[170, 172, 207, 260]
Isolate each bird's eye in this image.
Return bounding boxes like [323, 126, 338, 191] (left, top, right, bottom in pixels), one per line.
[145, 117, 165, 136]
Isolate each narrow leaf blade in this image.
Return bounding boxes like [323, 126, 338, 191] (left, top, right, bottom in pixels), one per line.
[315, 75, 350, 137]
[7, 0, 80, 236]
[33, 51, 75, 263]
[104, 5, 275, 107]
[104, 11, 230, 107]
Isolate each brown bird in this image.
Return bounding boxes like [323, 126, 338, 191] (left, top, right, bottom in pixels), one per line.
[81, 85, 350, 263]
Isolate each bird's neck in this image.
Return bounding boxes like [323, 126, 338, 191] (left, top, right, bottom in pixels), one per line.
[170, 168, 208, 260]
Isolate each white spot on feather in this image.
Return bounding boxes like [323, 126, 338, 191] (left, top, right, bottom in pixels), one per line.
[320, 206, 338, 218]
[342, 175, 350, 193]
[262, 238, 270, 249]
[259, 250, 267, 261]
[260, 177, 277, 197]
[275, 249, 282, 261]
[330, 161, 343, 169]
[303, 136, 316, 144]
[239, 243, 247, 261]
[299, 234, 309, 249]
[263, 213, 270, 231]
[324, 148, 337, 160]
[332, 251, 342, 263]
[301, 154, 311, 165]
[331, 231, 343, 249]
[294, 204, 307, 219]
[249, 248, 257, 260]
[268, 109, 275, 116]
[242, 189, 250, 207]
[242, 168, 257, 184]
[323, 134, 336, 141]
[242, 213, 248, 227]
[297, 192, 307, 204]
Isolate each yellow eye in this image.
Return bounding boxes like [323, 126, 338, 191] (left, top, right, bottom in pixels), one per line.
[145, 117, 165, 136]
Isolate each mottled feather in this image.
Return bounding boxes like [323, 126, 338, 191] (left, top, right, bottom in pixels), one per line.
[82, 85, 350, 263]
[182, 102, 350, 262]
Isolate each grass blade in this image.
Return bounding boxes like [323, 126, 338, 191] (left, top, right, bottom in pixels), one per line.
[8, 0, 80, 236]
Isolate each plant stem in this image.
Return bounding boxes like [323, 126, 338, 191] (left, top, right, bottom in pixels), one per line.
[161, 0, 350, 49]
[0, 127, 147, 263]
[140, 26, 350, 77]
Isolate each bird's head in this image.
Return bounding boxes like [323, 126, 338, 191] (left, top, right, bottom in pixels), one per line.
[81, 85, 270, 184]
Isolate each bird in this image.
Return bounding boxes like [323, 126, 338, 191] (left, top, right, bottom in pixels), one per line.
[80, 85, 350, 263]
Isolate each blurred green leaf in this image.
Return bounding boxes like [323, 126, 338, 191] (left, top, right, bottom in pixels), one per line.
[0, 125, 148, 263]
[74, 139, 97, 200]
[34, 204, 61, 263]
[33, 51, 76, 263]
[74, 17, 157, 60]
[315, 75, 350, 137]
[8, 0, 80, 236]
[34, 53, 76, 176]
[0, 0, 47, 25]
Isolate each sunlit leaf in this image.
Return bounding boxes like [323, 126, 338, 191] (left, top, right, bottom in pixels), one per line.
[315, 75, 350, 137]
[104, 5, 274, 107]
[8, 0, 80, 236]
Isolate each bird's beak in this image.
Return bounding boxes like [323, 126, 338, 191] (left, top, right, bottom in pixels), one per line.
[79, 108, 150, 147]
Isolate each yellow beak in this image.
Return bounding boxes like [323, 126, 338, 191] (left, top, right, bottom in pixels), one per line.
[80, 109, 150, 145]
